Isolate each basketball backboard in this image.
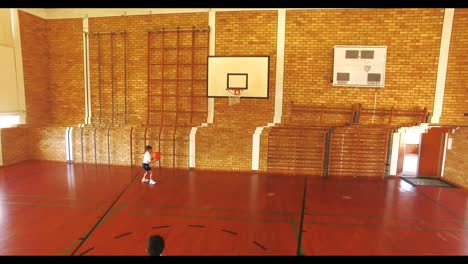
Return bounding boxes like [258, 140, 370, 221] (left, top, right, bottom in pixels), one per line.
[207, 56, 270, 98]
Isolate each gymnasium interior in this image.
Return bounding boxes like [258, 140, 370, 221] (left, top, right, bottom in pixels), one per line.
[0, 8, 467, 255]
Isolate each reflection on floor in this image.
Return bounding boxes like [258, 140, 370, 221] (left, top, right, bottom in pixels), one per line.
[403, 153, 418, 177]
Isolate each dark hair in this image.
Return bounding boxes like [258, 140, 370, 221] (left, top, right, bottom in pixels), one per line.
[147, 235, 165, 256]
[145, 145, 152, 151]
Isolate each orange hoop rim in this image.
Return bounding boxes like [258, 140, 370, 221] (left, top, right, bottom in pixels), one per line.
[226, 88, 242, 96]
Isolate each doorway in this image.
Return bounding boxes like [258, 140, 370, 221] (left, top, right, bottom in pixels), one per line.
[401, 129, 421, 177]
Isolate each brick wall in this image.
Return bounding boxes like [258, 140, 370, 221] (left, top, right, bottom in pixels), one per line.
[9, 9, 467, 173]
[88, 13, 208, 126]
[0, 126, 31, 166]
[18, 10, 50, 126]
[0, 126, 69, 166]
[443, 127, 468, 189]
[30, 126, 67, 161]
[441, 9, 468, 125]
[47, 19, 85, 126]
[196, 10, 278, 171]
[70, 124, 191, 168]
[283, 9, 444, 120]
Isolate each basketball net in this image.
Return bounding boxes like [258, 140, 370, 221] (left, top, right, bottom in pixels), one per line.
[227, 88, 241, 106]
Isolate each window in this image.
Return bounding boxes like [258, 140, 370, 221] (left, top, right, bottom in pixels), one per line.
[0, 114, 21, 128]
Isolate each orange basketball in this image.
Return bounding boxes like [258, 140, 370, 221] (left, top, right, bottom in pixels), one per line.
[153, 152, 160, 160]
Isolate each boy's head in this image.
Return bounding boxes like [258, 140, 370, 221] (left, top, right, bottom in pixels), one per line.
[147, 235, 165, 256]
[145, 145, 152, 151]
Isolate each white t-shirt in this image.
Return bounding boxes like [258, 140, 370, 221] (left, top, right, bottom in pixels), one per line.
[143, 151, 152, 164]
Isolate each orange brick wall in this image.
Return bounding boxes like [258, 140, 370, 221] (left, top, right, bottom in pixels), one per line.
[70, 125, 190, 168]
[1, 126, 68, 166]
[443, 127, 468, 189]
[283, 9, 444, 121]
[9, 9, 468, 173]
[88, 13, 208, 126]
[47, 19, 85, 126]
[18, 11, 51, 126]
[30, 127, 67, 161]
[196, 10, 278, 171]
[441, 9, 468, 125]
[0, 126, 32, 166]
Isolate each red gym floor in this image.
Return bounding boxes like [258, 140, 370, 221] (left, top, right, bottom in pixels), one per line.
[0, 161, 467, 255]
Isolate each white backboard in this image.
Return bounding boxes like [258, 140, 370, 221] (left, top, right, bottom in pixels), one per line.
[333, 45, 387, 88]
[207, 56, 270, 98]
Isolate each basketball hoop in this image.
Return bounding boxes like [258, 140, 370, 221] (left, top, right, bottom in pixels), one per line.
[226, 88, 242, 106]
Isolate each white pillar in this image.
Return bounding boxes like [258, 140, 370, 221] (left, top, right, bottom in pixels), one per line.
[431, 8, 454, 123]
[189, 9, 216, 168]
[252, 9, 286, 171]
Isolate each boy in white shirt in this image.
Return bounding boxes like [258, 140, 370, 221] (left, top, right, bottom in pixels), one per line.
[141, 145, 157, 184]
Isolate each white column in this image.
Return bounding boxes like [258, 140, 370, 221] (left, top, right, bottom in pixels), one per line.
[11, 9, 26, 124]
[431, 8, 454, 123]
[273, 8, 286, 124]
[252, 9, 286, 171]
[440, 132, 448, 177]
[189, 127, 199, 168]
[207, 9, 216, 124]
[83, 16, 92, 124]
[189, 9, 216, 168]
[0, 129, 3, 166]
[389, 132, 400, 176]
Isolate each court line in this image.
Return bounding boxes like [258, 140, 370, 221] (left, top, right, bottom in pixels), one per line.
[60, 201, 128, 256]
[253, 241, 267, 250]
[123, 202, 294, 216]
[222, 229, 238, 235]
[79, 247, 94, 256]
[304, 212, 468, 224]
[114, 206, 468, 233]
[66, 201, 127, 255]
[69, 170, 140, 256]
[114, 232, 133, 239]
[417, 188, 466, 223]
[0, 201, 105, 211]
[121, 200, 467, 224]
[96, 201, 127, 228]
[152, 225, 170, 229]
[289, 212, 303, 255]
[60, 239, 81, 256]
[188, 225, 205, 228]
[296, 177, 307, 256]
[121, 209, 291, 224]
[303, 220, 468, 232]
[0, 193, 110, 203]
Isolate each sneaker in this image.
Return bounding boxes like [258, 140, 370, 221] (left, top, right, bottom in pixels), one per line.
[141, 178, 149, 182]
[149, 180, 156, 185]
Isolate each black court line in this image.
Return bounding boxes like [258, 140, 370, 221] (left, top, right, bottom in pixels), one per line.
[296, 176, 308, 256]
[70, 170, 141, 256]
[303, 220, 468, 232]
[152, 225, 170, 229]
[1, 193, 111, 203]
[304, 212, 468, 223]
[79, 247, 94, 256]
[114, 232, 133, 239]
[188, 225, 205, 228]
[123, 202, 292, 216]
[417, 189, 464, 223]
[221, 229, 238, 235]
[253, 241, 267, 251]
